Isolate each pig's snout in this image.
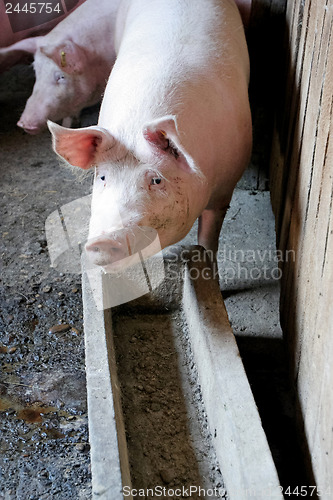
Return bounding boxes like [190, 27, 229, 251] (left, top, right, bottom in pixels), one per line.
[85, 235, 130, 267]
[85, 226, 160, 270]
[17, 119, 43, 135]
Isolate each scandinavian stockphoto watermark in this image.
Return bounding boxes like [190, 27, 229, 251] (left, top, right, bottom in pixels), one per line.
[45, 196, 294, 309]
[166, 245, 295, 284]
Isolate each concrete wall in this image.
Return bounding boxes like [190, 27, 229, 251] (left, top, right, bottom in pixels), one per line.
[269, 0, 333, 496]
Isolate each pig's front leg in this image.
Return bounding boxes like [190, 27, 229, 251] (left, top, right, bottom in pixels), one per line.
[198, 205, 230, 255]
[61, 116, 73, 128]
[61, 115, 81, 129]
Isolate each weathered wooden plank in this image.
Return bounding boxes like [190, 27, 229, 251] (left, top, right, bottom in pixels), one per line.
[299, 195, 333, 500]
[82, 267, 133, 499]
[276, 1, 327, 333]
[283, 2, 332, 375]
[295, 4, 333, 357]
[275, 0, 318, 369]
[269, 0, 333, 495]
[270, 0, 310, 257]
[296, 34, 333, 494]
[309, 180, 333, 498]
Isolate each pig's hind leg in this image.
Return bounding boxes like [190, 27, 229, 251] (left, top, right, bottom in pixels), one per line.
[198, 205, 229, 256]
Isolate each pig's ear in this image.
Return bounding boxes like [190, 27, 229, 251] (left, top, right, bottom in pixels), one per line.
[143, 115, 198, 174]
[0, 36, 43, 71]
[47, 121, 114, 169]
[0, 36, 43, 55]
[40, 40, 86, 74]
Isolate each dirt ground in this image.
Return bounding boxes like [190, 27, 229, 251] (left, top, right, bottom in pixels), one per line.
[0, 65, 93, 499]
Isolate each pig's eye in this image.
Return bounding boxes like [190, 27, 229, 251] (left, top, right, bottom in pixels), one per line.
[54, 72, 66, 83]
[146, 172, 165, 190]
[100, 176, 106, 181]
[151, 177, 162, 185]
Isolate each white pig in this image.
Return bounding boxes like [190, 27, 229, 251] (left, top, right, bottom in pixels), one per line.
[49, 0, 252, 267]
[0, 0, 120, 134]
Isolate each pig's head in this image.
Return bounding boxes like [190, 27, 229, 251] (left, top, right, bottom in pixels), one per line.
[48, 117, 208, 270]
[17, 38, 95, 134]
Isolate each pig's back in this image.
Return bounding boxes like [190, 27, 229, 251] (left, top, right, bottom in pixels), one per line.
[116, 0, 240, 66]
[99, 0, 250, 173]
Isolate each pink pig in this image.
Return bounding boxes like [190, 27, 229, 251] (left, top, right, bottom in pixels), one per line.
[49, 0, 252, 265]
[0, 0, 120, 134]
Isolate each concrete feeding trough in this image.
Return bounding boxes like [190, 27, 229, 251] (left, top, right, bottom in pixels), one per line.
[82, 246, 283, 499]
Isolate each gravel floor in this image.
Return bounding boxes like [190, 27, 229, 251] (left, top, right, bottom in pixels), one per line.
[0, 65, 94, 499]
